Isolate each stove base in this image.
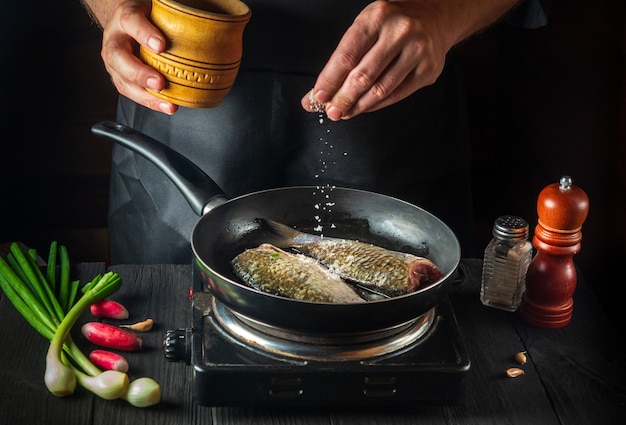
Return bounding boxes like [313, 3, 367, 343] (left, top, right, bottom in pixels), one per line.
[190, 296, 470, 407]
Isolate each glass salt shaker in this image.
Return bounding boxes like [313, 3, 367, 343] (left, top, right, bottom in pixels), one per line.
[480, 215, 533, 312]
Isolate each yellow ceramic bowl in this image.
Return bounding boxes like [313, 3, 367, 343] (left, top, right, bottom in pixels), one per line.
[140, 0, 251, 108]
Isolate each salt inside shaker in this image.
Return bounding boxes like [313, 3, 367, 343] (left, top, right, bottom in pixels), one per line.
[480, 215, 533, 312]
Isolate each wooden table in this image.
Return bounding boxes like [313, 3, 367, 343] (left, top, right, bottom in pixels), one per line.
[1, 260, 625, 424]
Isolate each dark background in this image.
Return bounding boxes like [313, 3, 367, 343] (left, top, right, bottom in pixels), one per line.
[1, 1, 624, 330]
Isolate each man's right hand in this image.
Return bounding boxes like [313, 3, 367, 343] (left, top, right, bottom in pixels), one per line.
[83, 0, 178, 114]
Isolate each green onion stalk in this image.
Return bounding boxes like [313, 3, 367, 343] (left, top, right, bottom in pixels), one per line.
[0, 242, 160, 406]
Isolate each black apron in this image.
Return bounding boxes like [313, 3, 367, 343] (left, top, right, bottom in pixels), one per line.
[110, 0, 477, 264]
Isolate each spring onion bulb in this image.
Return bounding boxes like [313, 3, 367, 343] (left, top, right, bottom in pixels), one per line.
[123, 377, 161, 408]
[73, 367, 129, 400]
[44, 350, 77, 397]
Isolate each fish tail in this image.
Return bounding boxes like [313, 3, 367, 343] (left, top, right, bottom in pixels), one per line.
[258, 218, 318, 247]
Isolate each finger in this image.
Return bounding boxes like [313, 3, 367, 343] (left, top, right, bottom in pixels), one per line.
[324, 37, 401, 121]
[347, 74, 420, 117]
[114, 75, 178, 115]
[102, 5, 176, 113]
[118, 3, 166, 54]
[106, 47, 177, 115]
[310, 21, 378, 106]
[103, 31, 164, 92]
[301, 89, 326, 113]
[342, 45, 442, 118]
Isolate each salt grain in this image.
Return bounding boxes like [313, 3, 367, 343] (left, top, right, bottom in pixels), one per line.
[308, 89, 326, 112]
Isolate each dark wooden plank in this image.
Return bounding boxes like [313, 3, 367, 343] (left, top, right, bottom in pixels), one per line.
[456, 259, 626, 424]
[0, 262, 106, 424]
[5, 260, 623, 424]
[90, 264, 213, 425]
[445, 292, 560, 424]
[511, 276, 626, 424]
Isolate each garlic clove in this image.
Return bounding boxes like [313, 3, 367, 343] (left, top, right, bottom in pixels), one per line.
[506, 367, 525, 378]
[515, 351, 528, 365]
[120, 318, 154, 332]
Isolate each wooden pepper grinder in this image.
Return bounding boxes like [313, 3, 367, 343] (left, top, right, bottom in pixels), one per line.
[519, 176, 589, 328]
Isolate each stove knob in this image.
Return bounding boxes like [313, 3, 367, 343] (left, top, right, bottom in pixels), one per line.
[163, 328, 191, 364]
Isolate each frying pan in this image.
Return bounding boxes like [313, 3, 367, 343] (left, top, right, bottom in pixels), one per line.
[92, 121, 461, 334]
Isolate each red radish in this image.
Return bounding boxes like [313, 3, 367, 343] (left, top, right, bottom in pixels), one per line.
[90, 300, 129, 320]
[81, 322, 143, 352]
[89, 349, 130, 373]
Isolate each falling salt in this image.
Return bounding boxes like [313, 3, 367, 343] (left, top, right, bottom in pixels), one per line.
[309, 97, 345, 235]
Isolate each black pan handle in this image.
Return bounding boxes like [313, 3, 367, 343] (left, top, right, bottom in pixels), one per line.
[91, 121, 228, 216]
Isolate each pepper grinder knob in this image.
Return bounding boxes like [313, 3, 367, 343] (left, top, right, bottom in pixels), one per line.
[520, 176, 589, 328]
[536, 176, 589, 234]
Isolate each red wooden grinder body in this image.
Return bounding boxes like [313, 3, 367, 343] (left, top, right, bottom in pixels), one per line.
[519, 176, 589, 328]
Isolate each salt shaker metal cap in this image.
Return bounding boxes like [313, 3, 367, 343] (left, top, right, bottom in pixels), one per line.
[492, 215, 530, 241]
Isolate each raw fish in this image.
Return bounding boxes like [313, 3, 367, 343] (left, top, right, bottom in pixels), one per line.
[231, 243, 365, 303]
[261, 219, 441, 297]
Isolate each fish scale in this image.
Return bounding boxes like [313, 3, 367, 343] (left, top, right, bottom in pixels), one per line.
[261, 219, 442, 297]
[231, 244, 365, 304]
[294, 240, 418, 296]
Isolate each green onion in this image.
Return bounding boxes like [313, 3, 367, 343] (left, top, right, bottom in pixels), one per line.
[46, 240, 58, 293]
[59, 245, 71, 313]
[67, 280, 80, 312]
[45, 271, 122, 396]
[5, 253, 31, 291]
[10, 244, 64, 323]
[0, 243, 118, 393]
[0, 271, 56, 339]
[123, 377, 161, 407]
[71, 367, 129, 400]
[0, 256, 59, 331]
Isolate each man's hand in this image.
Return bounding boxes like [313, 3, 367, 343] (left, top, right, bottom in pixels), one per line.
[83, 0, 178, 114]
[302, 0, 519, 121]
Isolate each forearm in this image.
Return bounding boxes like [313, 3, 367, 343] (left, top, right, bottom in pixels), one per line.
[80, 0, 149, 29]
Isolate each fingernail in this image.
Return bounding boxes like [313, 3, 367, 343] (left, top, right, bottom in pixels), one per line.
[147, 36, 162, 52]
[314, 90, 330, 103]
[326, 105, 343, 121]
[158, 102, 174, 115]
[147, 77, 161, 91]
